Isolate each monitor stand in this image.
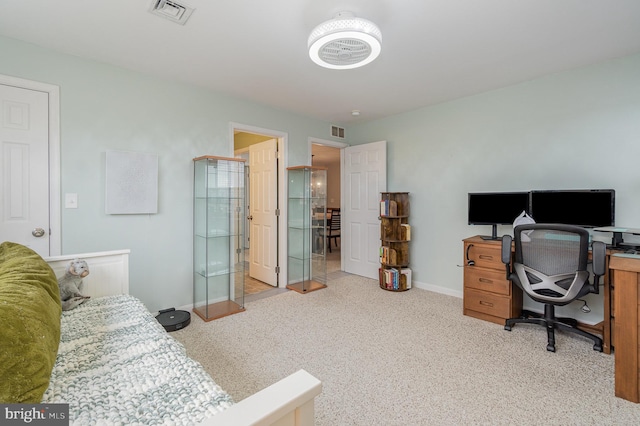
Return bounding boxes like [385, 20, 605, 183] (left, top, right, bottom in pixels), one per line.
[480, 225, 499, 240]
[594, 227, 640, 250]
[618, 242, 640, 251]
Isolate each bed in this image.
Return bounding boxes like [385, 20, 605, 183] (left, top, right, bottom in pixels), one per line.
[0, 242, 321, 425]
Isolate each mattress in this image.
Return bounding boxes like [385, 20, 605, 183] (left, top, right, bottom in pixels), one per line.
[42, 294, 234, 425]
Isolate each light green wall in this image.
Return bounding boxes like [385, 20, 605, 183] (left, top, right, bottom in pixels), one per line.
[0, 35, 340, 312]
[3, 33, 639, 322]
[349, 52, 640, 322]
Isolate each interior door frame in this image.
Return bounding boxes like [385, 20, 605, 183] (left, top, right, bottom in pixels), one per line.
[229, 122, 288, 287]
[0, 73, 61, 256]
[308, 137, 348, 268]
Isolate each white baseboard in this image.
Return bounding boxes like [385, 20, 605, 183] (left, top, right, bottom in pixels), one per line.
[413, 280, 462, 299]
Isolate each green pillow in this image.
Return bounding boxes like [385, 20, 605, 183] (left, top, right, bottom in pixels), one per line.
[0, 241, 61, 403]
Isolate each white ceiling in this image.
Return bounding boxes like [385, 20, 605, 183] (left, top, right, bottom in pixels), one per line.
[1, 0, 639, 125]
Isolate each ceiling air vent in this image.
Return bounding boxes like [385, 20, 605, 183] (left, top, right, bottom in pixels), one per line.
[331, 125, 345, 139]
[149, 0, 194, 25]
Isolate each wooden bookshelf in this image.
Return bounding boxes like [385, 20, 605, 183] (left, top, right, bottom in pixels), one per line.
[379, 192, 412, 291]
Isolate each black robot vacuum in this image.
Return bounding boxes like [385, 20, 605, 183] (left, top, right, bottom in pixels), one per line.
[155, 307, 191, 332]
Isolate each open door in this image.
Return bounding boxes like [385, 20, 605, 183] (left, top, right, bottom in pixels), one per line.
[249, 138, 278, 286]
[342, 141, 387, 279]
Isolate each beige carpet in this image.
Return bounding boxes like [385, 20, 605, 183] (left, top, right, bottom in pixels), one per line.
[173, 274, 640, 425]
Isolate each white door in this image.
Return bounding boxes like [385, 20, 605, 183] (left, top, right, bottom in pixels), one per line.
[249, 139, 278, 285]
[343, 141, 387, 279]
[0, 84, 50, 256]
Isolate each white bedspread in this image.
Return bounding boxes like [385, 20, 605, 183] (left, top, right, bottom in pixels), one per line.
[42, 295, 234, 425]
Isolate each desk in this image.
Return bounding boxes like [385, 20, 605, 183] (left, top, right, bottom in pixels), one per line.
[464, 235, 640, 403]
[463, 236, 618, 354]
[609, 253, 640, 403]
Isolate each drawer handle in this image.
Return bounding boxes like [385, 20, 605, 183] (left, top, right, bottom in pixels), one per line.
[479, 255, 493, 260]
[479, 301, 494, 307]
[479, 278, 493, 284]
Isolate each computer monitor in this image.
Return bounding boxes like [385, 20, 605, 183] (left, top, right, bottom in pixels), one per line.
[529, 189, 615, 228]
[468, 192, 530, 240]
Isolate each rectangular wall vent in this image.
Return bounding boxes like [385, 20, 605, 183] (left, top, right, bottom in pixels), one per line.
[149, 0, 194, 25]
[330, 125, 345, 139]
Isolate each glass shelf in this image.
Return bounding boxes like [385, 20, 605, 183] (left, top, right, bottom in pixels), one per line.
[193, 156, 246, 321]
[286, 166, 327, 294]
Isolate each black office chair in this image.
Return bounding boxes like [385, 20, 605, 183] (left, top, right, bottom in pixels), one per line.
[501, 224, 606, 352]
[325, 211, 341, 253]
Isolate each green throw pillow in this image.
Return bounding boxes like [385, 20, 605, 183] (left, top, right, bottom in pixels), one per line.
[0, 241, 61, 403]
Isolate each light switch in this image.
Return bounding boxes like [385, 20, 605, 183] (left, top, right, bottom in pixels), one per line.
[65, 193, 78, 209]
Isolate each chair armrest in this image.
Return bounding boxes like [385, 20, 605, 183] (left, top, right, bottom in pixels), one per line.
[501, 235, 512, 279]
[501, 235, 512, 265]
[592, 240, 606, 277]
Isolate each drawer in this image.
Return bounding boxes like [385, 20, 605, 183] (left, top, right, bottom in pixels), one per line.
[464, 288, 512, 319]
[465, 242, 504, 270]
[464, 266, 511, 296]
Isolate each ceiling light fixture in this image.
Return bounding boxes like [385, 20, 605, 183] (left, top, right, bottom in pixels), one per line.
[308, 11, 382, 70]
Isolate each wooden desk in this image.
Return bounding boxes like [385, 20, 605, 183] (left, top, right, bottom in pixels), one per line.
[463, 236, 617, 354]
[463, 236, 640, 403]
[609, 254, 640, 403]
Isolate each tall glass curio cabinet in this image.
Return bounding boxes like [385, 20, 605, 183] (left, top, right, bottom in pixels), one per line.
[193, 156, 245, 321]
[286, 166, 327, 294]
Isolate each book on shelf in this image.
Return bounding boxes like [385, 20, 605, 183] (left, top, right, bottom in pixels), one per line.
[382, 268, 394, 290]
[400, 224, 411, 241]
[379, 199, 398, 217]
[379, 246, 398, 265]
[379, 267, 408, 290]
[385, 269, 392, 289]
[401, 268, 412, 289]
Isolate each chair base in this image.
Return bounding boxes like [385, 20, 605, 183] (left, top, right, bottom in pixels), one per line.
[504, 305, 603, 353]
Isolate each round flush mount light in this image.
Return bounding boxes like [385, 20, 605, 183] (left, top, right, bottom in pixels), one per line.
[308, 11, 382, 70]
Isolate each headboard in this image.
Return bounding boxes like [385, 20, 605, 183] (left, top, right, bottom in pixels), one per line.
[44, 249, 130, 297]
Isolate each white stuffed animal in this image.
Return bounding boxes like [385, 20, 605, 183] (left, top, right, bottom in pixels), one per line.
[58, 259, 90, 311]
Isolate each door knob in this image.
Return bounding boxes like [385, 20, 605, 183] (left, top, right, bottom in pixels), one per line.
[247, 215, 253, 221]
[32, 228, 46, 237]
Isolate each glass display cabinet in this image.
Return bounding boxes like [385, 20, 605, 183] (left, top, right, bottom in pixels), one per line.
[193, 156, 246, 321]
[286, 166, 327, 294]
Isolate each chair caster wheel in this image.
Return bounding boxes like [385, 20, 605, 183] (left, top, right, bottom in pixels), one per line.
[504, 325, 512, 331]
[546, 344, 556, 352]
